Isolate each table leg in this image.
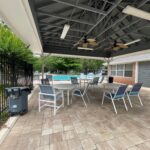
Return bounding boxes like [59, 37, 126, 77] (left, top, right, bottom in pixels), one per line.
[67, 90, 70, 105]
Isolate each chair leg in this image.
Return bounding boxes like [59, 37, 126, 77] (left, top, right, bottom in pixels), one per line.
[85, 93, 90, 103]
[122, 98, 128, 111]
[39, 95, 41, 112]
[138, 94, 143, 106]
[39, 101, 41, 112]
[127, 94, 133, 108]
[111, 99, 117, 114]
[81, 95, 87, 108]
[62, 93, 64, 107]
[54, 100, 56, 115]
[70, 93, 73, 104]
[102, 92, 105, 105]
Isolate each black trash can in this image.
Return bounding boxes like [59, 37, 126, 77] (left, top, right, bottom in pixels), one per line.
[5, 87, 30, 115]
[108, 76, 114, 83]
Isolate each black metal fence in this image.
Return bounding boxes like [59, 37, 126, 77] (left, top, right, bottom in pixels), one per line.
[0, 52, 33, 116]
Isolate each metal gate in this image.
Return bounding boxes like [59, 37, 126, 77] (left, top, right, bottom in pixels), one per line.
[0, 52, 33, 117]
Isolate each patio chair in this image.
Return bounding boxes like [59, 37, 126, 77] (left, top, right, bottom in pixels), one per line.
[126, 83, 143, 107]
[39, 85, 64, 115]
[80, 73, 86, 79]
[71, 83, 90, 107]
[102, 85, 128, 114]
[46, 74, 53, 85]
[87, 72, 94, 79]
[70, 77, 79, 86]
[99, 76, 104, 83]
[89, 77, 99, 88]
[41, 78, 50, 85]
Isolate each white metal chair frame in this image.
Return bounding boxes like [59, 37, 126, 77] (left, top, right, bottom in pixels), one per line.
[126, 83, 143, 107]
[70, 77, 80, 87]
[89, 77, 99, 89]
[71, 83, 90, 107]
[102, 85, 128, 114]
[39, 85, 64, 115]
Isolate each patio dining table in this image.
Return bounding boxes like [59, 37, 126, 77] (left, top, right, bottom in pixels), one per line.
[79, 78, 93, 87]
[53, 84, 76, 105]
[102, 83, 122, 92]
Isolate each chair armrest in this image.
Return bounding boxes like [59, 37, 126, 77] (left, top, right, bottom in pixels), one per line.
[72, 88, 81, 92]
[53, 88, 60, 93]
[104, 90, 112, 96]
[72, 89, 82, 94]
[55, 91, 63, 96]
[39, 92, 56, 96]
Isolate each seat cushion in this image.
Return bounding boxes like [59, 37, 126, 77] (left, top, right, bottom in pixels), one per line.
[105, 93, 123, 99]
[40, 93, 62, 101]
[74, 90, 84, 96]
[40, 95, 54, 100]
[127, 91, 138, 96]
[106, 93, 115, 99]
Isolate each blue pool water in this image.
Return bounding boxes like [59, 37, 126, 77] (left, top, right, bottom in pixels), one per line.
[47, 74, 79, 81]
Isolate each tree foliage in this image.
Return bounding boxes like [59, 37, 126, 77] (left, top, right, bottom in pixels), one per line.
[34, 55, 104, 74]
[0, 23, 34, 63]
[34, 56, 82, 74]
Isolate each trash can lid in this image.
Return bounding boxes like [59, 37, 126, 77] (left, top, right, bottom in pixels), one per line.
[5, 86, 30, 92]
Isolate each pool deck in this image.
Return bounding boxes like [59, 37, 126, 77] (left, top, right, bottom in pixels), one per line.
[0, 82, 150, 150]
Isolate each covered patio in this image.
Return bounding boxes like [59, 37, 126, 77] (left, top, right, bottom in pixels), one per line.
[1, 85, 150, 150]
[0, 0, 150, 149]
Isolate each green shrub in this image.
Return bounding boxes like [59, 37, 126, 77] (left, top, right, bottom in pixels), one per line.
[0, 23, 35, 64]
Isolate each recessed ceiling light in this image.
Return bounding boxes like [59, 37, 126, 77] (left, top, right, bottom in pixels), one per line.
[77, 47, 93, 50]
[125, 39, 141, 46]
[123, 5, 150, 21]
[60, 24, 70, 39]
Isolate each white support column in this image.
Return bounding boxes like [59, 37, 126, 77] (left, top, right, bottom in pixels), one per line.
[135, 62, 139, 83]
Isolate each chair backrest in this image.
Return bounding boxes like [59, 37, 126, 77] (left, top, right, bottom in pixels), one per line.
[87, 72, 94, 79]
[114, 85, 128, 99]
[83, 83, 90, 95]
[80, 73, 86, 79]
[46, 75, 53, 81]
[92, 77, 99, 85]
[71, 77, 78, 84]
[40, 85, 54, 94]
[130, 83, 143, 95]
[99, 76, 104, 83]
[41, 78, 50, 85]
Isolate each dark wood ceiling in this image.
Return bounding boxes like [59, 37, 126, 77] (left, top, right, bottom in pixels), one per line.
[29, 0, 150, 58]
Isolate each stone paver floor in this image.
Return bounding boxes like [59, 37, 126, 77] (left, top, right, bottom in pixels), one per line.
[0, 85, 150, 150]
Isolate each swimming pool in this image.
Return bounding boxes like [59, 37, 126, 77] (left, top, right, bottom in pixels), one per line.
[47, 74, 79, 81]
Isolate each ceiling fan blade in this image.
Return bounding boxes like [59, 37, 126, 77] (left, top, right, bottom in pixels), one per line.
[113, 47, 120, 51]
[87, 38, 96, 42]
[120, 44, 128, 48]
[82, 43, 88, 48]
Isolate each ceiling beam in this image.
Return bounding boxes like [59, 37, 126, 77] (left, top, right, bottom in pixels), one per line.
[45, 40, 73, 45]
[43, 36, 77, 42]
[96, 0, 149, 39]
[45, 42, 72, 48]
[96, 15, 127, 38]
[44, 39, 75, 44]
[131, 32, 150, 39]
[72, 0, 123, 49]
[96, 25, 150, 50]
[98, 19, 141, 44]
[40, 22, 86, 33]
[138, 0, 150, 7]
[39, 0, 106, 15]
[95, 0, 149, 49]
[41, 31, 81, 39]
[38, 11, 95, 26]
